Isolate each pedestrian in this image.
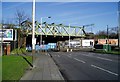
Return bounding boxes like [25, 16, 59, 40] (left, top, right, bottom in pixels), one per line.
[35, 42, 40, 53]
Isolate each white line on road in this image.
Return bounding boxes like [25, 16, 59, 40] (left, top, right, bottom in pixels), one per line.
[97, 57, 112, 61]
[81, 54, 113, 62]
[47, 53, 50, 56]
[81, 54, 93, 57]
[67, 55, 71, 58]
[91, 64, 118, 76]
[58, 55, 60, 57]
[74, 58, 86, 63]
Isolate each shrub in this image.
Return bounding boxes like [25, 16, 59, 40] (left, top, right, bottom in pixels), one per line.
[11, 48, 26, 55]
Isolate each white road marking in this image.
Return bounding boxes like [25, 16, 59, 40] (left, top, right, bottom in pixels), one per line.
[97, 57, 112, 61]
[81, 54, 113, 62]
[48, 53, 50, 56]
[91, 64, 118, 76]
[58, 55, 60, 57]
[81, 54, 92, 57]
[67, 55, 71, 58]
[47, 53, 50, 56]
[74, 58, 86, 63]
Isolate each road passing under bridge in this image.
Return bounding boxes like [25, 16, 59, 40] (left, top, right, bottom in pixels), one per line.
[49, 51, 120, 80]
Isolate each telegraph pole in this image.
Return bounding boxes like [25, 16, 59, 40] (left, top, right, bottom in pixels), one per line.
[107, 25, 109, 43]
[107, 25, 109, 51]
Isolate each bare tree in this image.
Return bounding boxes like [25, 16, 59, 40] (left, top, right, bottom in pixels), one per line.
[109, 27, 118, 39]
[96, 30, 107, 39]
[95, 27, 118, 39]
[15, 9, 30, 48]
[15, 9, 27, 26]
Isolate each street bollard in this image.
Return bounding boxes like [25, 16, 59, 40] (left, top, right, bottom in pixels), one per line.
[67, 49, 69, 52]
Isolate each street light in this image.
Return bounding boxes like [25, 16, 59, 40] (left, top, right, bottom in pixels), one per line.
[40, 16, 51, 45]
[67, 24, 72, 52]
[69, 24, 70, 49]
[118, 1, 120, 50]
[32, 0, 36, 67]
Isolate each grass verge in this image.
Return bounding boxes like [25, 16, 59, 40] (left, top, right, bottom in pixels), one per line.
[0, 56, 2, 82]
[93, 50, 120, 55]
[2, 55, 32, 80]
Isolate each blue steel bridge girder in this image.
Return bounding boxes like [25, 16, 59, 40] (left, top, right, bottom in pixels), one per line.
[28, 22, 86, 37]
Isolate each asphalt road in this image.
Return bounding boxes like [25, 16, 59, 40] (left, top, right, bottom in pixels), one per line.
[49, 51, 120, 80]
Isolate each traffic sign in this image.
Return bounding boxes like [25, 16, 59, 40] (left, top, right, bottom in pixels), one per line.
[0, 29, 13, 41]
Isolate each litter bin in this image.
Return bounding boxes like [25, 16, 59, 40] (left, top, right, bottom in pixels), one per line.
[108, 45, 111, 51]
[103, 44, 111, 52]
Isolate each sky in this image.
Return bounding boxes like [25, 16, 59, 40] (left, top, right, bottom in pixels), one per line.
[1, 2, 119, 33]
[2, 0, 120, 2]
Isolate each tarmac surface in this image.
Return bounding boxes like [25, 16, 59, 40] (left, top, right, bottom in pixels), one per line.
[20, 52, 64, 80]
[49, 51, 120, 80]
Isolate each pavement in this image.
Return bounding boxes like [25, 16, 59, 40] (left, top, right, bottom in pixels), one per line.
[20, 52, 64, 80]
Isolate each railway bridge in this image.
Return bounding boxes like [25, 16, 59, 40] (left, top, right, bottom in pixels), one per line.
[22, 21, 94, 46]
